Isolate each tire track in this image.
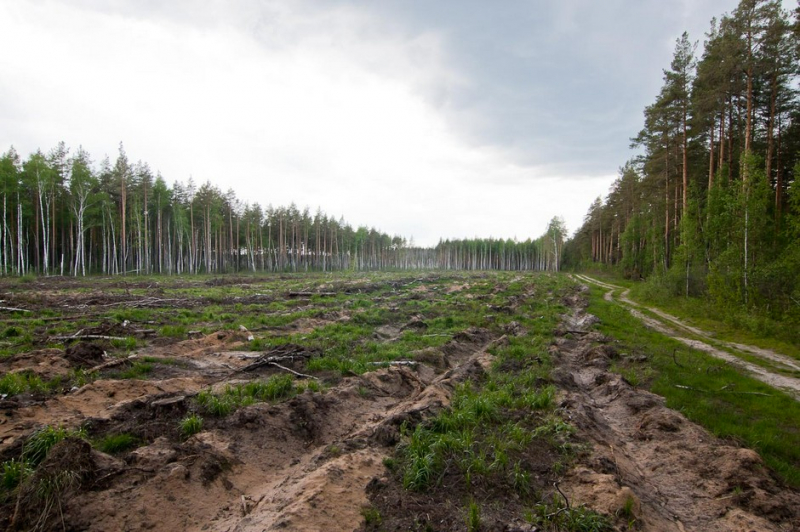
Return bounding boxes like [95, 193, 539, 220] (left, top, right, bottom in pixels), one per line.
[573, 274, 800, 400]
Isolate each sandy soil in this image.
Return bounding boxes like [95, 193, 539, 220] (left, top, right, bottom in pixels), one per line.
[554, 286, 800, 531]
[2, 274, 799, 532]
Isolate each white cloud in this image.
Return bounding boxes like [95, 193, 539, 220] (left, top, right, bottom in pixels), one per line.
[0, 1, 681, 246]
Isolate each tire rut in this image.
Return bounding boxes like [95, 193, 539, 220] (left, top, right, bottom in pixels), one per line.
[555, 286, 800, 532]
[574, 274, 800, 400]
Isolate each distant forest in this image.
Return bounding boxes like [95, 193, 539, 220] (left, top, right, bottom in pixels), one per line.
[565, 0, 800, 319]
[0, 143, 565, 276]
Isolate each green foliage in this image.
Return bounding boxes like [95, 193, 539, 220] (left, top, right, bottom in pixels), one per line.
[1, 326, 21, 338]
[180, 414, 204, 438]
[96, 433, 139, 454]
[159, 325, 187, 338]
[196, 374, 298, 416]
[361, 506, 383, 527]
[115, 361, 153, 379]
[526, 500, 613, 532]
[1, 459, 32, 492]
[465, 499, 481, 532]
[23, 426, 86, 467]
[0, 371, 45, 396]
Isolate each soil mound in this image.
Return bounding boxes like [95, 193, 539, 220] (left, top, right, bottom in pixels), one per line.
[64, 342, 106, 368]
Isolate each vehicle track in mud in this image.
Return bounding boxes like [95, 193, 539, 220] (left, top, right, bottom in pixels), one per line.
[0, 272, 540, 531]
[2, 273, 799, 532]
[554, 285, 800, 532]
[574, 274, 800, 400]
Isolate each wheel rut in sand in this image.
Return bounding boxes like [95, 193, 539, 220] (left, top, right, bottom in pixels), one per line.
[1, 324, 502, 532]
[574, 274, 800, 400]
[553, 286, 800, 532]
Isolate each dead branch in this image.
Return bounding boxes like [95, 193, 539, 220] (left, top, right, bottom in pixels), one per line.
[0, 306, 31, 313]
[86, 357, 129, 373]
[675, 384, 771, 397]
[49, 334, 128, 342]
[554, 481, 571, 510]
[368, 360, 418, 366]
[265, 361, 318, 380]
[287, 291, 336, 298]
[672, 348, 684, 368]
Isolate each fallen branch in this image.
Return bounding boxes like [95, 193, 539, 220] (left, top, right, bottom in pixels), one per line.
[287, 291, 336, 298]
[674, 384, 771, 397]
[0, 306, 31, 313]
[672, 348, 684, 368]
[368, 360, 418, 366]
[266, 361, 318, 380]
[86, 357, 129, 373]
[554, 481, 571, 510]
[49, 334, 128, 342]
[566, 330, 590, 335]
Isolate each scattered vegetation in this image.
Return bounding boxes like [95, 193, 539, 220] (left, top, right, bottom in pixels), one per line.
[180, 414, 204, 438]
[196, 374, 298, 416]
[96, 433, 139, 454]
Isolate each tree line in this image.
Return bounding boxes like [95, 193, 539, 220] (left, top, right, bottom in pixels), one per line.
[565, 0, 800, 317]
[0, 143, 566, 276]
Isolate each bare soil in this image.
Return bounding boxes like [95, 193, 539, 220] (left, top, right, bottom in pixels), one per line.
[554, 287, 800, 531]
[0, 274, 798, 531]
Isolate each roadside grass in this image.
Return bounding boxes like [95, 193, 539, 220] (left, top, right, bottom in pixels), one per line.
[581, 271, 800, 362]
[586, 284, 800, 488]
[627, 282, 800, 361]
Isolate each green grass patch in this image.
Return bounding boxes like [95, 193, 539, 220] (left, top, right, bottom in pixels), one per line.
[96, 433, 139, 454]
[195, 374, 299, 416]
[113, 361, 153, 379]
[180, 414, 204, 438]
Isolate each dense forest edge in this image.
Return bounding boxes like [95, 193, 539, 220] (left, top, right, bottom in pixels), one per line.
[0, 142, 565, 276]
[564, 0, 800, 345]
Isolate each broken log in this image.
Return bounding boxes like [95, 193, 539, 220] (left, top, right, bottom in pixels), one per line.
[49, 334, 128, 342]
[0, 306, 31, 313]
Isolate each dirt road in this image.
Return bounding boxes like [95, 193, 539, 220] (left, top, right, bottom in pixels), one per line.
[555, 286, 800, 531]
[574, 274, 800, 400]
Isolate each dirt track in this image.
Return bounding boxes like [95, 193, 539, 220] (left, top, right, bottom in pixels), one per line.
[574, 274, 800, 400]
[554, 286, 800, 531]
[1, 273, 798, 531]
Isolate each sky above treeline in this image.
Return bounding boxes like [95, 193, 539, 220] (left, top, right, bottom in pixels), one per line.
[0, 0, 781, 246]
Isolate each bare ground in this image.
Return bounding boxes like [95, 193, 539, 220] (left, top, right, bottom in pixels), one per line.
[554, 286, 800, 531]
[1, 274, 798, 531]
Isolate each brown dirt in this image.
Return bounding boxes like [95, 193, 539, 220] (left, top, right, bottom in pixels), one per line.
[553, 286, 800, 532]
[2, 275, 799, 532]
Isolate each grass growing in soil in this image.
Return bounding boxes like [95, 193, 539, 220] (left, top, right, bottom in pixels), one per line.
[96, 433, 139, 454]
[367, 273, 613, 531]
[195, 374, 299, 416]
[586, 283, 800, 487]
[0, 425, 87, 500]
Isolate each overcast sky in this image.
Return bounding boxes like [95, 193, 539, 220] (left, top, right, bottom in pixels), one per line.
[0, 0, 766, 246]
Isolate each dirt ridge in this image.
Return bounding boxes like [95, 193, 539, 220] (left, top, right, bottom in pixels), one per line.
[555, 285, 800, 531]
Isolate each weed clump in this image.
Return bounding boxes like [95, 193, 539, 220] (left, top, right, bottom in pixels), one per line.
[180, 414, 204, 438]
[196, 374, 298, 416]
